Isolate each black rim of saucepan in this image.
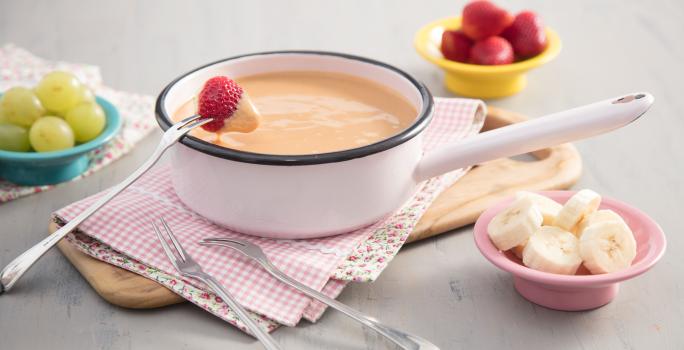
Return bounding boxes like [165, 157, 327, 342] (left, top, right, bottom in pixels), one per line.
[155, 50, 434, 166]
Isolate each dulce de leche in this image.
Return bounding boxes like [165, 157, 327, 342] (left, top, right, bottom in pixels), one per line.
[173, 71, 417, 155]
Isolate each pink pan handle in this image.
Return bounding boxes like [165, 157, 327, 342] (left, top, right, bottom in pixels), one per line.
[415, 93, 654, 182]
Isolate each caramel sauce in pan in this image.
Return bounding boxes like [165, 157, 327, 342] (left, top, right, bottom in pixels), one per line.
[173, 71, 417, 155]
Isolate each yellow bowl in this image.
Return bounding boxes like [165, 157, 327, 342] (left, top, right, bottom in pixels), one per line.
[414, 17, 562, 99]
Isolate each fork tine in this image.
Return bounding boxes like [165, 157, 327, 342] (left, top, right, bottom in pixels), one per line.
[179, 114, 201, 124]
[177, 114, 198, 124]
[201, 237, 247, 247]
[181, 115, 211, 130]
[172, 115, 210, 131]
[171, 115, 198, 131]
[152, 222, 182, 271]
[199, 240, 246, 252]
[199, 240, 254, 262]
[160, 217, 187, 261]
[186, 117, 212, 130]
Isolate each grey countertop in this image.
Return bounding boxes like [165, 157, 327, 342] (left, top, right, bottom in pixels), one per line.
[1, 0, 682, 349]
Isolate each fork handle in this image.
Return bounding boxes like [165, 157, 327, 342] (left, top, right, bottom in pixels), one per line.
[260, 260, 434, 350]
[198, 275, 281, 350]
[0, 129, 182, 294]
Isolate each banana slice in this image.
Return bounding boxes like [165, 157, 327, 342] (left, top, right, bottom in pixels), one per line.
[553, 189, 602, 233]
[579, 221, 637, 274]
[511, 244, 526, 259]
[488, 197, 543, 251]
[516, 191, 562, 225]
[577, 209, 626, 237]
[522, 226, 583, 275]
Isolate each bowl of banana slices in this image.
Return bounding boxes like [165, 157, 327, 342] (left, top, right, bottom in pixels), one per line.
[473, 190, 666, 311]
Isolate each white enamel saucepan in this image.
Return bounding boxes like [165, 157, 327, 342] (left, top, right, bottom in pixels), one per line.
[155, 51, 653, 239]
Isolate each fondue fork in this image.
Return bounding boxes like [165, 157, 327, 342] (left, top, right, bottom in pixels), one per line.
[0, 115, 210, 294]
[201, 237, 440, 350]
[153, 218, 281, 350]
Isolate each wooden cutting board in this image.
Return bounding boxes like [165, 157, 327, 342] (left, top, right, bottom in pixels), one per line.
[51, 106, 582, 309]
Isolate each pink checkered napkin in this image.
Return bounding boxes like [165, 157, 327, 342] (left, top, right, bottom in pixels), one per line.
[55, 97, 485, 330]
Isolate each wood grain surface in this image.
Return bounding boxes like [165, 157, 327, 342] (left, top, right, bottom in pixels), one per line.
[49, 106, 581, 309]
[52, 222, 185, 308]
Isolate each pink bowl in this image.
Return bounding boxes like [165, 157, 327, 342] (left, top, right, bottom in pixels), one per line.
[473, 191, 666, 311]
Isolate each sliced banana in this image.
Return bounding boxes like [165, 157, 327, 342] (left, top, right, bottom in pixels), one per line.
[516, 191, 562, 225]
[522, 226, 583, 275]
[487, 197, 543, 251]
[553, 189, 602, 233]
[511, 244, 526, 259]
[577, 209, 627, 237]
[579, 221, 637, 274]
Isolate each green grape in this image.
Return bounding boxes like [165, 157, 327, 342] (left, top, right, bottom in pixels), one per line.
[29, 116, 75, 152]
[76, 85, 95, 104]
[65, 102, 106, 143]
[0, 122, 31, 152]
[34, 71, 83, 116]
[0, 86, 46, 127]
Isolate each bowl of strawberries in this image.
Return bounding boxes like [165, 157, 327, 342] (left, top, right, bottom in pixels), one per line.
[414, 0, 561, 99]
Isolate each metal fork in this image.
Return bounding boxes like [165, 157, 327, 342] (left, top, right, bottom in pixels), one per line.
[153, 218, 281, 350]
[0, 115, 210, 294]
[201, 237, 440, 350]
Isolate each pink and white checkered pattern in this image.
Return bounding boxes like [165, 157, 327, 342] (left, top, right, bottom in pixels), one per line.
[56, 97, 485, 327]
[424, 97, 485, 152]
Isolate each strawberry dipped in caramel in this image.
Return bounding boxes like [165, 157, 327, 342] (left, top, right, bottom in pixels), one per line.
[197, 76, 261, 133]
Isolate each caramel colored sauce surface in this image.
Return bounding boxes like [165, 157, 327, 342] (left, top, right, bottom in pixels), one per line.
[173, 71, 417, 155]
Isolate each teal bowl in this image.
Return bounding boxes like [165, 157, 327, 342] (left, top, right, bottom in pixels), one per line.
[0, 96, 121, 186]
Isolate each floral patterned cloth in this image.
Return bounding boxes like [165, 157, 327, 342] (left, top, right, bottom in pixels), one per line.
[61, 229, 281, 333]
[0, 44, 156, 203]
[332, 168, 467, 282]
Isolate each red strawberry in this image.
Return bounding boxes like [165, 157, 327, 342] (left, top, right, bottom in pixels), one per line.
[502, 11, 547, 58]
[469, 36, 514, 65]
[461, 0, 513, 40]
[197, 76, 244, 132]
[441, 30, 473, 63]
